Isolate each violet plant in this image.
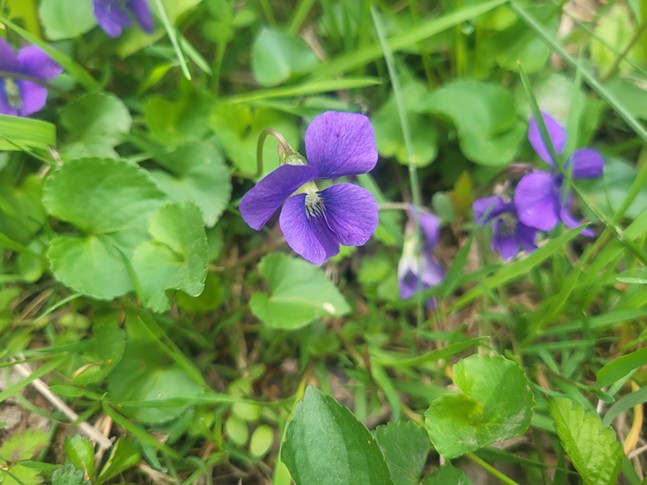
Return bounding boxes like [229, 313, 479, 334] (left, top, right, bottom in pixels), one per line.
[398, 206, 444, 307]
[93, 0, 155, 38]
[0, 39, 62, 117]
[239, 111, 379, 266]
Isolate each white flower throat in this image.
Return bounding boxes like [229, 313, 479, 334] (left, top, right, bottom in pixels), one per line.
[4, 78, 22, 110]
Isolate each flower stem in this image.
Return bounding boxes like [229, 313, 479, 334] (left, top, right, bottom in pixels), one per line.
[465, 453, 522, 485]
[256, 128, 296, 177]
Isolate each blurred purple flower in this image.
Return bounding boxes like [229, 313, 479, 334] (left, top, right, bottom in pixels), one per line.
[239, 111, 379, 265]
[0, 39, 62, 117]
[398, 207, 444, 308]
[473, 196, 538, 261]
[93, 0, 154, 38]
[514, 112, 604, 235]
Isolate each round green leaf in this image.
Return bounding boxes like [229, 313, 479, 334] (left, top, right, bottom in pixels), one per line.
[249, 425, 274, 458]
[425, 354, 534, 458]
[281, 386, 393, 485]
[419, 80, 525, 166]
[132, 202, 208, 312]
[107, 340, 204, 424]
[374, 421, 431, 485]
[251, 28, 319, 87]
[60, 93, 132, 159]
[151, 143, 231, 227]
[44, 158, 166, 299]
[250, 253, 350, 329]
[39, 0, 96, 40]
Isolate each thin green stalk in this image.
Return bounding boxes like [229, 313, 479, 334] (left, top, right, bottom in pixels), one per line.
[289, 0, 316, 33]
[152, 0, 192, 80]
[466, 453, 523, 485]
[372, 5, 425, 327]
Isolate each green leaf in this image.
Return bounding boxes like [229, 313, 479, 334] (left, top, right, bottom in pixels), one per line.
[0, 429, 49, 463]
[281, 386, 393, 485]
[51, 463, 88, 485]
[132, 202, 208, 312]
[419, 80, 525, 166]
[71, 319, 125, 385]
[107, 340, 204, 424]
[144, 94, 213, 146]
[373, 421, 430, 485]
[372, 75, 438, 167]
[151, 143, 231, 227]
[43, 158, 166, 299]
[597, 346, 647, 388]
[0, 464, 43, 485]
[38, 0, 96, 40]
[95, 437, 141, 485]
[209, 104, 299, 176]
[549, 397, 623, 485]
[251, 28, 320, 86]
[423, 465, 472, 485]
[424, 354, 534, 458]
[63, 436, 94, 480]
[60, 93, 132, 159]
[0, 173, 45, 244]
[604, 78, 647, 121]
[250, 425, 274, 458]
[0, 114, 56, 153]
[250, 253, 350, 329]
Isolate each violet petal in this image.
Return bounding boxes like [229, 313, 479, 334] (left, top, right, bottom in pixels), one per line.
[305, 111, 377, 178]
[129, 0, 155, 33]
[398, 265, 419, 300]
[516, 223, 539, 254]
[279, 193, 340, 265]
[0, 39, 18, 72]
[18, 80, 48, 116]
[473, 196, 508, 225]
[17, 46, 62, 81]
[239, 164, 317, 231]
[421, 253, 444, 287]
[492, 219, 520, 261]
[559, 205, 594, 237]
[528, 112, 565, 166]
[566, 149, 604, 179]
[407, 206, 441, 250]
[94, 0, 131, 37]
[514, 171, 560, 231]
[319, 183, 378, 247]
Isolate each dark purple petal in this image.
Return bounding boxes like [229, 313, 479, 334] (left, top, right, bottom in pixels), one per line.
[279, 194, 339, 265]
[514, 171, 560, 231]
[94, 0, 132, 37]
[17, 46, 62, 81]
[305, 111, 377, 178]
[528, 112, 565, 166]
[398, 265, 419, 300]
[398, 252, 443, 305]
[17, 80, 48, 116]
[129, 0, 154, 33]
[407, 206, 441, 251]
[566, 149, 604, 179]
[492, 219, 520, 261]
[516, 223, 539, 253]
[559, 205, 594, 237]
[421, 253, 444, 287]
[0, 38, 18, 72]
[0, 84, 19, 116]
[319, 184, 378, 247]
[239, 164, 317, 231]
[473, 196, 508, 225]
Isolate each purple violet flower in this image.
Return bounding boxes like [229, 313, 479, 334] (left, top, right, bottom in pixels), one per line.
[473, 195, 539, 261]
[514, 112, 604, 236]
[93, 0, 154, 38]
[0, 39, 62, 117]
[239, 111, 379, 265]
[398, 207, 444, 308]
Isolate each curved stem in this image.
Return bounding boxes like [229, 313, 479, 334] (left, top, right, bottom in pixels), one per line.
[256, 128, 295, 177]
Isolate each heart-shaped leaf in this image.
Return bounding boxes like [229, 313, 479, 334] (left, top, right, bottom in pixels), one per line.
[151, 143, 231, 227]
[44, 158, 166, 299]
[425, 354, 534, 458]
[549, 397, 623, 485]
[60, 93, 132, 159]
[251, 28, 319, 86]
[39, 0, 96, 40]
[374, 421, 430, 485]
[132, 202, 208, 312]
[250, 253, 350, 329]
[281, 386, 393, 485]
[419, 80, 525, 166]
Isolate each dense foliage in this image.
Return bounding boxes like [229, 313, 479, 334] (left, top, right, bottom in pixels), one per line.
[0, 0, 646, 484]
